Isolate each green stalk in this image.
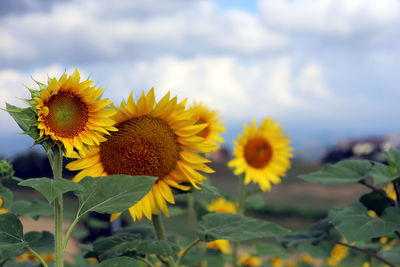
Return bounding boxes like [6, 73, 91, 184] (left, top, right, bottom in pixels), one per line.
[176, 238, 201, 267]
[50, 147, 64, 267]
[187, 193, 197, 238]
[232, 175, 246, 267]
[26, 246, 49, 267]
[63, 216, 80, 251]
[152, 214, 176, 267]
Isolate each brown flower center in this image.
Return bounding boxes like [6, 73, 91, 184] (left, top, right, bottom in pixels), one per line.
[244, 136, 272, 168]
[45, 92, 88, 138]
[100, 115, 180, 178]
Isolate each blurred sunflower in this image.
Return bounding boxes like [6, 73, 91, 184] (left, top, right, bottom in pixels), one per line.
[0, 197, 8, 214]
[189, 102, 225, 151]
[206, 239, 231, 253]
[67, 88, 214, 221]
[228, 118, 293, 191]
[239, 253, 261, 267]
[207, 198, 237, 213]
[326, 240, 349, 266]
[384, 183, 397, 201]
[34, 70, 117, 156]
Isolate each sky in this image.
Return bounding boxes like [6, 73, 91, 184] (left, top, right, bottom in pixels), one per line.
[1, 0, 400, 159]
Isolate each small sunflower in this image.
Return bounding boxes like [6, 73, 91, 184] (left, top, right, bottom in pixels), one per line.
[207, 198, 237, 213]
[384, 183, 397, 201]
[239, 253, 262, 267]
[34, 70, 117, 156]
[326, 240, 349, 267]
[228, 118, 293, 191]
[0, 197, 8, 214]
[206, 239, 231, 253]
[189, 102, 225, 152]
[66, 88, 214, 221]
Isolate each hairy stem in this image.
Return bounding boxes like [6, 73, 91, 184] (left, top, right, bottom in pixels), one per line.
[176, 238, 201, 267]
[233, 175, 246, 267]
[50, 147, 64, 267]
[152, 214, 175, 267]
[328, 239, 395, 267]
[26, 246, 49, 267]
[63, 216, 80, 251]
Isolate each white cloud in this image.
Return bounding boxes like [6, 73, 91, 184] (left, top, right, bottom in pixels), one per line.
[0, 0, 286, 69]
[259, 0, 400, 37]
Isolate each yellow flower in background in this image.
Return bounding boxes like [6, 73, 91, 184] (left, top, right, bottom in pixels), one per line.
[206, 239, 231, 253]
[301, 253, 314, 264]
[207, 198, 237, 213]
[326, 241, 349, 266]
[362, 262, 370, 267]
[270, 257, 284, 267]
[383, 183, 397, 201]
[189, 102, 225, 151]
[367, 210, 379, 218]
[0, 197, 8, 214]
[16, 253, 54, 263]
[67, 89, 214, 221]
[239, 253, 261, 267]
[228, 118, 293, 191]
[34, 69, 117, 156]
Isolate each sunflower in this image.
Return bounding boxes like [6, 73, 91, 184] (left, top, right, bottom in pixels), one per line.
[34, 70, 117, 156]
[0, 197, 8, 214]
[239, 253, 261, 267]
[207, 198, 237, 213]
[228, 118, 293, 191]
[189, 102, 225, 151]
[206, 239, 231, 254]
[383, 183, 397, 201]
[66, 88, 214, 221]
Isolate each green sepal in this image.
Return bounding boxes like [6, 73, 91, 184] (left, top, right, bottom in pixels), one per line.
[299, 159, 371, 184]
[197, 213, 289, 242]
[19, 177, 84, 203]
[5, 103, 54, 153]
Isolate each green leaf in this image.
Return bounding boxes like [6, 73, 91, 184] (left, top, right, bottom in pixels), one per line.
[0, 213, 28, 251]
[380, 207, 400, 233]
[298, 242, 332, 258]
[328, 202, 385, 242]
[24, 231, 54, 252]
[280, 219, 332, 247]
[246, 194, 264, 209]
[19, 178, 84, 203]
[92, 225, 179, 260]
[370, 162, 400, 185]
[377, 247, 400, 264]
[76, 175, 157, 217]
[98, 257, 141, 267]
[0, 187, 13, 209]
[5, 103, 36, 133]
[197, 180, 221, 196]
[254, 243, 290, 258]
[299, 160, 371, 184]
[11, 200, 53, 220]
[197, 213, 289, 242]
[384, 147, 400, 169]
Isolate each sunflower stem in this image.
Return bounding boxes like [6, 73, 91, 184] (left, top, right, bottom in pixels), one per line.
[26, 246, 49, 267]
[50, 147, 64, 267]
[152, 214, 176, 267]
[187, 193, 197, 238]
[233, 175, 246, 267]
